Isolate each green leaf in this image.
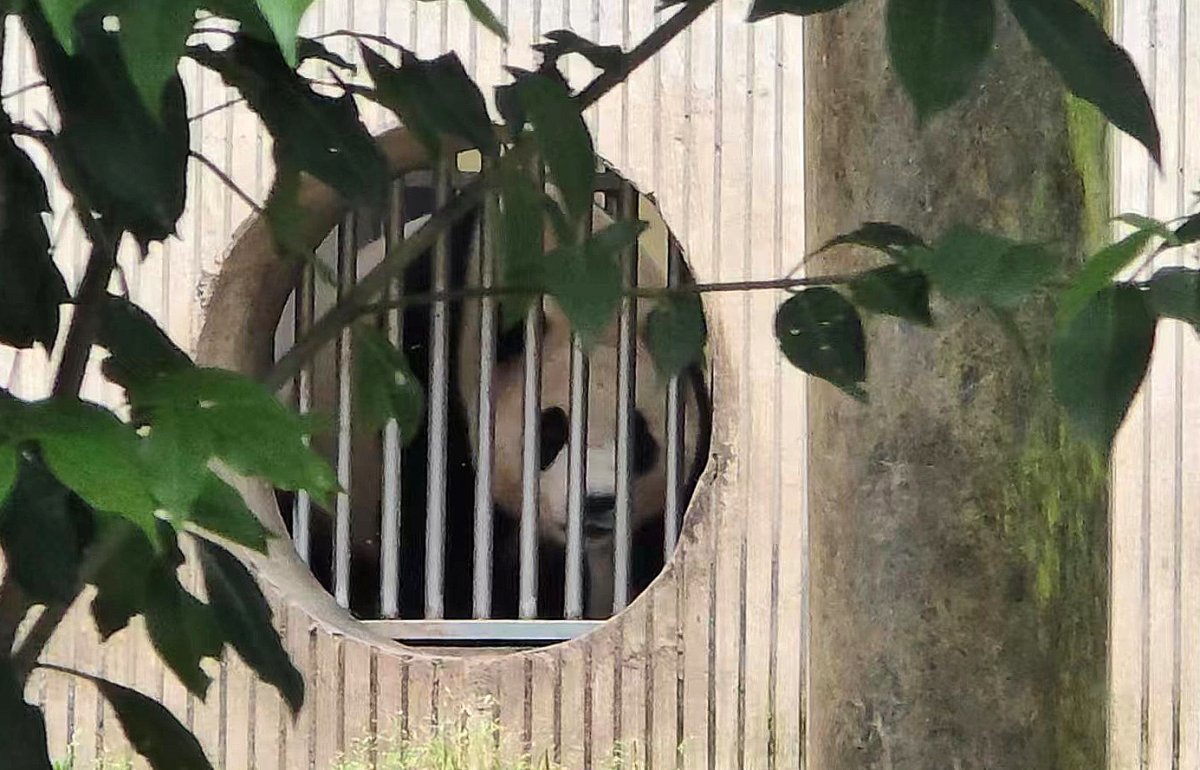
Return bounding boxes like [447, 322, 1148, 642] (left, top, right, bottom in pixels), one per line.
[34, 0, 91, 52]
[534, 30, 623, 71]
[1147, 266, 1200, 330]
[1174, 212, 1200, 244]
[1056, 228, 1155, 325]
[197, 539, 304, 715]
[360, 45, 497, 158]
[0, 129, 68, 349]
[1008, 0, 1160, 163]
[1114, 213, 1179, 244]
[461, 0, 507, 40]
[646, 293, 707, 379]
[747, 0, 852, 21]
[0, 660, 52, 770]
[908, 226, 1060, 308]
[89, 519, 158, 639]
[24, 3, 189, 246]
[190, 34, 388, 206]
[97, 294, 193, 392]
[188, 475, 271, 553]
[77, 671, 216, 769]
[775, 288, 867, 400]
[354, 324, 426, 441]
[1051, 284, 1155, 449]
[515, 72, 595, 225]
[115, 0, 201, 116]
[253, 0, 314, 65]
[144, 570, 224, 698]
[0, 444, 15, 504]
[139, 411, 212, 516]
[28, 401, 158, 535]
[815, 221, 926, 258]
[887, 0, 995, 121]
[0, 457, 92, 604]
[498, 171, 548, 328]
[544, 222, 643, 346]
[126, 368, 337, 502]
[847, 265, 933, 325]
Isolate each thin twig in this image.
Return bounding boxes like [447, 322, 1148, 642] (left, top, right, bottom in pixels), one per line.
[313, 29, 407, 54]
[359, 273, 861, 316]
[265, 1, 713, 389]
[574, 0, 715, 108]
[190, 150, 264, 214]
[1, 80, 47, 100]
[189, 96, 244, 123]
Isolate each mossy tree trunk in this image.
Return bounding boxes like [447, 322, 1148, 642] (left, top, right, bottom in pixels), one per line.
[804, 3, 1109, 768]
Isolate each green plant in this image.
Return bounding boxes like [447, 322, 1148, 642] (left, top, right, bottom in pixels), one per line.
[0, 0, 1188, 767]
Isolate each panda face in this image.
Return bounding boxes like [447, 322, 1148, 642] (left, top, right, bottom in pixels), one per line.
[485, 300, 670, 547]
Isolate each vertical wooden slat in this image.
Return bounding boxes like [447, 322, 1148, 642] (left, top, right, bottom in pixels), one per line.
[774, 14, 807, 770]
[41, 627, 73, 763]
[70, 594, 102, 766]
[343, 639, 376, 755]
[374, 652, 407, 747]
[681, 531, 712, 769]
[558, 645, 587, 769]
[649, 580, 680, 770]
[619, 612, 649, 766]
[313, 633, 344, 767]
[1179, 4, 1200, 766]
[405, 656, 437, 744]
[282, 605, 314, 770]
[224, 651, 254, 770]
[496, 656, 528, 762]
[528, 651, 557, 766]
[589, 630, 618, 764]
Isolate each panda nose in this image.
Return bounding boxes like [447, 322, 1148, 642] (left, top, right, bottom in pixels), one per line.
[583, 494, 616, 533]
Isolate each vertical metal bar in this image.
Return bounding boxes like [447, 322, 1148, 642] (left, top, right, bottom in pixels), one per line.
[424, 160, 452, 620]
[292, 265, 314, 564]
[564, 219, 592, 620]
[663, 236, 686, 561]
[518, 299, 543, 619]
[333, 213, 357, 609]
[518, 161, 545, 621]
[380, 177, 406, 619]
[613, 183, 638, 611]
[472, 177, 499, 619]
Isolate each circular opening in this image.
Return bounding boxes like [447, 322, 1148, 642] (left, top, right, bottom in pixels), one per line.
[271, 152, 712, 641]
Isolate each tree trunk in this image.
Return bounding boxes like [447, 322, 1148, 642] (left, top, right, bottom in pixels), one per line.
[804, 3, 1109, 769]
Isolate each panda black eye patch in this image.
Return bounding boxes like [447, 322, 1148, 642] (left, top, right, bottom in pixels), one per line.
[632, 411, 660, 475]
[539, 407, 569, 470]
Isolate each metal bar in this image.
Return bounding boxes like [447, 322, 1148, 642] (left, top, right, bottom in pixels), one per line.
[292, 264, 315, 565]
[663, 235, 686, 560]
[424, 160, 452, 620]
[564, 246, 590, 621]
[517, 161, 546, 621]
[361, 619, 603, 645]
[380, 177, 406, 619]
[333, 213, 357, 608]
[518, 297, 543, 619]
[472, 180, 499, 619]
[613, 183, 638, 611]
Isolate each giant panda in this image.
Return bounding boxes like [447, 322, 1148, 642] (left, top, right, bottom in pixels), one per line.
[284, 166, 711, 623]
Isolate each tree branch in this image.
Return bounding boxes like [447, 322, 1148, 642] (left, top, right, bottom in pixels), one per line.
[190, 150, 264, 215]
[265, 1, 714, 390]
[575, 0, 715, 109]
[357, 272, 864, 317]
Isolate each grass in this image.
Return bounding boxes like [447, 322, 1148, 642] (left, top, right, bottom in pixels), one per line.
[332, 709, 649, 770]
